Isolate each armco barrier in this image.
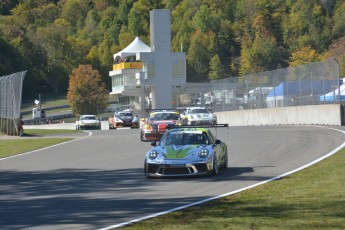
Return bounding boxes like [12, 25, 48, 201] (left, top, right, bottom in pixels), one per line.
[215, 104, 342, 126]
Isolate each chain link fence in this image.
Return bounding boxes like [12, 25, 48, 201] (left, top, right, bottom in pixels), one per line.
[0, 71, 27, 136]
[210, 57, 340, 112]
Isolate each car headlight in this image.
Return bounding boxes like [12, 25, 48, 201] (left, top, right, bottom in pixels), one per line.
[176, 121, 183, 126]
[148, 150, 158, 160]
[198, 148, 209, 158]
[144, 124, 152, 130]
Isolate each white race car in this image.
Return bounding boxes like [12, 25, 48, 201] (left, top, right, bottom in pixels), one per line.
[181, 107, 217, 125]
[76, 115, 101, 130]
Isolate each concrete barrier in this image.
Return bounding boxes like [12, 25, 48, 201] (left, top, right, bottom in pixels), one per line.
[23, 121, 110, 130]
[215, 104, 342, 126]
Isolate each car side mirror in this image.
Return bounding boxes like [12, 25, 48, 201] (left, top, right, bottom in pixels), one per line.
[214, 139, 221, 145]
[151, 141, 157, 147]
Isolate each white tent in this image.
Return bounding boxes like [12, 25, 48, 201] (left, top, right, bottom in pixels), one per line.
[320, 84, 345, 102]
[113, 37, 151, 62]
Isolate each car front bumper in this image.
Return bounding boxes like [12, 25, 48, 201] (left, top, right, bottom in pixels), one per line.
[145, 160, 213, 177]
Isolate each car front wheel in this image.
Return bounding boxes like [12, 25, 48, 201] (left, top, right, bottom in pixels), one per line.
[211, 156, 219, 176]
[223, 151, 228, 169]
[144, 160, 151, 178]
[140, 130, 145, 141]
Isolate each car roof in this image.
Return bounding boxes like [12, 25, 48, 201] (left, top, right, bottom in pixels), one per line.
[117, 111, 133, 114]
[81, 115, 96, 117]
[149, 110, 179, 115]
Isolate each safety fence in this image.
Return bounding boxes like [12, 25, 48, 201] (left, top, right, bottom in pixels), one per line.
[0, 71, 27, 136]
[210, 57, 340, 112]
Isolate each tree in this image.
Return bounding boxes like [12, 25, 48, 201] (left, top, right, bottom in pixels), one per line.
[321, 36, 345, 77]
[289, 46, 320, 67]
[208, 54, 223, 80]
[239, 14, 280, 74]
[67, 64, 109, 116]
[332, 2, 345, 39]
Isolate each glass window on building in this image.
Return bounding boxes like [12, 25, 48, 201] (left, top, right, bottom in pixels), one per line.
[172, 60, 185, 79]
[112, 76, 124, 87]
[148, 63, 154, 79]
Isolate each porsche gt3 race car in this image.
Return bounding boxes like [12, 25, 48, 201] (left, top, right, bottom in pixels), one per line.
[109, 109, 139, 129]
[140, 110, 183, 142]
[108, 115, 124, 129]
[144, 124, 228, 178]
[180, 107, 217, 125]
[76, 115, 101, 130]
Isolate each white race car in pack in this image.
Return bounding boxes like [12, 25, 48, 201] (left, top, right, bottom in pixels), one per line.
[180, 107, 217, 125]
[76, 115, 101, 130]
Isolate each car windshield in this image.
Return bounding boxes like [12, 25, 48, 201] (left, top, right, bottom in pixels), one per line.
[190, 108, 208, 113]
[118, 112, 133, 116]
[152, 113, 180, 121]
[161, 131, 208, 146]
[82, 116, 96, 120]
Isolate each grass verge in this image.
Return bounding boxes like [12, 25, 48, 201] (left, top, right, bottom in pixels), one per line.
[122, 148, 345, 230]
[0, 138, 73, 158]
[0, 129, 80, 158]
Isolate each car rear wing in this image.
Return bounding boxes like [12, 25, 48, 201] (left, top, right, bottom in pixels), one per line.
[167, 123, 229, 129]
[146, 108, 179, 112]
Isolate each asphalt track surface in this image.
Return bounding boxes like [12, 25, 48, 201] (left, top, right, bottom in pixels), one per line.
[0, 125, 344, 230]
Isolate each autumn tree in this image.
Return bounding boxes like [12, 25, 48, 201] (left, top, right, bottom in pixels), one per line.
[209, 54, 224, 80]
[67, 64, 109, 116]
[289, 46, 320, 67]
[239, 15, 280, 75]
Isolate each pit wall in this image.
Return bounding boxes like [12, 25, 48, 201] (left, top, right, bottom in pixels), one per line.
[215, 104, 343, 126]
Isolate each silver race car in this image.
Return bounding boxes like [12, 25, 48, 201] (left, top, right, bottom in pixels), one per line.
[144, 124, 228, 178]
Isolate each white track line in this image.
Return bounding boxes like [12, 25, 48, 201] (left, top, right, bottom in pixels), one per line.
[99, 126, 345, 230]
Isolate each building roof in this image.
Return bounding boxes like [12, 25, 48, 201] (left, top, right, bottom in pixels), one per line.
[113, 37, 151, 62]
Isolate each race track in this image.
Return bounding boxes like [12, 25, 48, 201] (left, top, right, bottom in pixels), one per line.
[0, 125, 344, 230]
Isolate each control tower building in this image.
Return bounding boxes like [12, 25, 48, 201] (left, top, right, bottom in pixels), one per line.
[109, 9, 186, 116]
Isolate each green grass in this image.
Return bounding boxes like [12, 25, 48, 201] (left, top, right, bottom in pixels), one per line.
[122, 149, 345, 230]
[0, 129, 80, 158]
[22, 96, 68, 111]
[0, 138, 73, 158]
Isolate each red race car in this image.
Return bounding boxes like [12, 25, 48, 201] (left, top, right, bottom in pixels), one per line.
[140, 110, 183, 142]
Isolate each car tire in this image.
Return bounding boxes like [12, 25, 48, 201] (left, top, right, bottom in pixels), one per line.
[140, 130, 145, 141]
[211, 156, 219, 176]
[144, 160, 151, 178]
[223, 151, 228, 169]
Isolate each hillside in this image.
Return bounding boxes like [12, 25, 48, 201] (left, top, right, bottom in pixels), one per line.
[1, 0, 345, 99]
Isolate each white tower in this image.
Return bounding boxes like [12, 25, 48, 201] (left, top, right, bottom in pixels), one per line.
[139, 9, 186, 109]
[109, 9, 186, 114]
